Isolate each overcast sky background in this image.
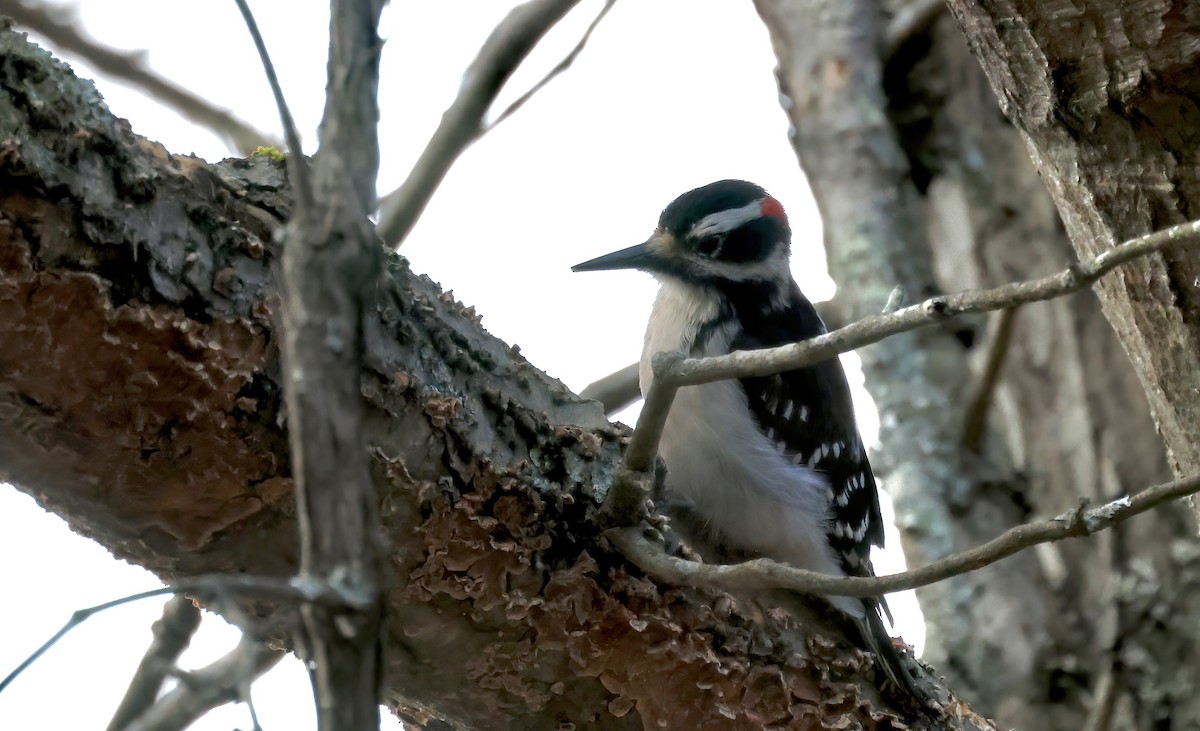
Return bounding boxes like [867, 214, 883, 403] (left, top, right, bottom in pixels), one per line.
[0, 2, 924, 728]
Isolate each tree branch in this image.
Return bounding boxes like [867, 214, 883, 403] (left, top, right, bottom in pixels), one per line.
[580, 300, 846, 417]
[106, 596, 203, 731]
[280, 0, 389, 728]
[610, 473, 1200, 598]
[578, 361, 640, 414]
[487, 0, 615, 129]
[0, 573, 369, 697]
[0, 0, 276, 154]
[376, 0, 582, 247]
[962, 306, 1017, 451]
[121, 635, 282, 731]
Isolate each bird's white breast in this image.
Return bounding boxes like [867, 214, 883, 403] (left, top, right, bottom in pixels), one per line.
[640, 281, 853, 612]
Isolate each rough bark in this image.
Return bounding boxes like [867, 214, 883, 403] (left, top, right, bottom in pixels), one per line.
[907, 13, 1200, 729]
[756, 1, 1199, 728]
[944, 0, 1200, 487]
[936, 1, 1200, 727]
[0, 26, 988, 731]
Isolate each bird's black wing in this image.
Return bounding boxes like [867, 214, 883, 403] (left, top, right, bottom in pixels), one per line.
[724, 280, 922, 699]
[727, 280, 885, 575]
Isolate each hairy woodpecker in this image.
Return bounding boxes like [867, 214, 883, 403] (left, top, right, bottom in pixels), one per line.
[573, 179, 918, 696]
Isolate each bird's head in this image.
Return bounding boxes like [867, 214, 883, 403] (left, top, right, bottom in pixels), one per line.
[572, 179, 792, 288]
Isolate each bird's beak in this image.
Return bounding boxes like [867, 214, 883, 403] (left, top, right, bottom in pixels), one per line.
[572, 240, 657, 273]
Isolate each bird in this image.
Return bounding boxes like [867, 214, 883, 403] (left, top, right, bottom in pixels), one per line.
[572, 179, 920, 699]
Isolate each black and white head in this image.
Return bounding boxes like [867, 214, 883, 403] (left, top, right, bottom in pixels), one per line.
[572, 180, 793, 290]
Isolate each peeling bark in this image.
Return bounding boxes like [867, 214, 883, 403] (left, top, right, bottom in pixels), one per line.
[0, 27, 988, 730]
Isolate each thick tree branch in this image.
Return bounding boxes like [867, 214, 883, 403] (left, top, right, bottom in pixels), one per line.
[0, 0, 276, 154]
[376, 0, 582, 247]
[611, 473, 1200, 598]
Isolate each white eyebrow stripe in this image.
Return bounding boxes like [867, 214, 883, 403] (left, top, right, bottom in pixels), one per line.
[688, 198, 763, 238]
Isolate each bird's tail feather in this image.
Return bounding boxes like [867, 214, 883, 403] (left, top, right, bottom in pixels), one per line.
[853, 605, 925, 703]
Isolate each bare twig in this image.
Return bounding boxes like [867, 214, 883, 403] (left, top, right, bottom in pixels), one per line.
[106, 596, 202, 731]
[1, 0, 276, 154]
[487, 0, 616, 129]
[376, 0, 583, 247]
[245, 685, 265, 731]
[0, 586, 172, 695]
[122, 635, 282, 731]
[617, 218, 1200, 496]
[962, 306, 1017, 451]
[233, 0, 311, 209]
[609, 473, 1200, 598]
[0, 574, 367, 696]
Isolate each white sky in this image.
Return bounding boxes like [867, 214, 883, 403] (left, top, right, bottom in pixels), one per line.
[0, 2, 923, 728]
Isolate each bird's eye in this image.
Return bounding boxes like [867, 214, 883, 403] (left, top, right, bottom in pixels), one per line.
[696, 235, 724, 258]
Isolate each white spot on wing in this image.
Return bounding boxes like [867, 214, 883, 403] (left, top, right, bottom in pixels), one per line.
[852, 518, 870, 542]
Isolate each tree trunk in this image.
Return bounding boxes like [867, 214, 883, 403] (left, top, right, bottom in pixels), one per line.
[0, 26, 989, 730]
[755, 0, 1197, 728]
[945, 0, 1200, 485]
[940, 1, 1200, 727]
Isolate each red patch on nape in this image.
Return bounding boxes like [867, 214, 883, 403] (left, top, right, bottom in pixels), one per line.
[760, 196, 787, 223]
